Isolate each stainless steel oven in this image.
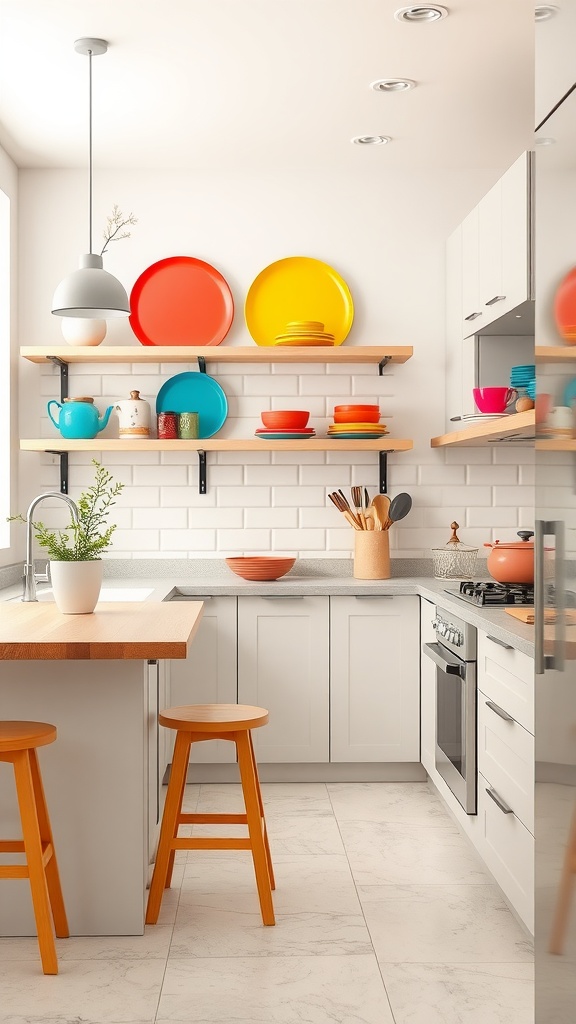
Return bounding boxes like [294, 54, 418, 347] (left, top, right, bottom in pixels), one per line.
[423, 608, 477, 814]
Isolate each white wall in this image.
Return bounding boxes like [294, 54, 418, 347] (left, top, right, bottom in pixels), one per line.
[17, 166, 532, 560]
[0, 144, 19, 566]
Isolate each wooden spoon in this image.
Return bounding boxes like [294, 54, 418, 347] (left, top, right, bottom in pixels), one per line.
[370, 494, 390, 531]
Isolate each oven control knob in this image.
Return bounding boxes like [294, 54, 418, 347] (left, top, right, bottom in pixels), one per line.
[453, 630, 463, 646]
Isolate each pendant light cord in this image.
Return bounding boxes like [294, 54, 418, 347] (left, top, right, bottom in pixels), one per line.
[88, 47, 93, 254]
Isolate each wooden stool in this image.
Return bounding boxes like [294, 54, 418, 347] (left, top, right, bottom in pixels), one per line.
[0, 722, 69, 974]
[550, 803, 576, 954]
[146, 704, 275, 926]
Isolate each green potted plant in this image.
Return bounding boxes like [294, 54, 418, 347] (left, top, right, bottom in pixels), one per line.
[10, 460, 124, 613]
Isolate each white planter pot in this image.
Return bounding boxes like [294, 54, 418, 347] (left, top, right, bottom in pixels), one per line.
[50, 560, 103, 614]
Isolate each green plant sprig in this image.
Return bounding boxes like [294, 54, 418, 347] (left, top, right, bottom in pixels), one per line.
[8, 460, 124, 561]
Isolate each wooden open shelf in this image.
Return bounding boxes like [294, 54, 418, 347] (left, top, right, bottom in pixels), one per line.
[430, 410, 535, 448]
[21, 437, 412, 453]
[20, 345, 413, 367]
[535, 346, 576, 363]
[535, 438, 576, 451]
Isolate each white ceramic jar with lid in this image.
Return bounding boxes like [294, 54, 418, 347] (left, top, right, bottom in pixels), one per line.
[114, 390, 151, 438]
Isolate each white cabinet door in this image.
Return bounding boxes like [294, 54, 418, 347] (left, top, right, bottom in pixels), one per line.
[238, 596, 329, 763]
[478, 771, 534, 933]
[461, 207, 483, 337]
[500, 151, 532, 313]
[330, 596, 420, 762]
[478, 178, 503, 320]
[445, 225, 465, 425]
[169, 596, 237, 764]
[420, 598, 437, 776]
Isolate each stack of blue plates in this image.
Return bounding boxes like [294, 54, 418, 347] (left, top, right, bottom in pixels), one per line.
[510, 364, 535, 401]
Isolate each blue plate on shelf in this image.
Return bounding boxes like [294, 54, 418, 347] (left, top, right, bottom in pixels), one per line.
[155, 372, 228, 438]
[562, 377, 576, 408]
[328, 432, 386, 439]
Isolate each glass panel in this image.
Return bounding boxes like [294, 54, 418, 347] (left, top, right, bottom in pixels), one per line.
[535, 21, 576, 1018]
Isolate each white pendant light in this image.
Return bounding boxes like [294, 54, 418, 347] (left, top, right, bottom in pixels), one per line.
[52, 38, 130, 319]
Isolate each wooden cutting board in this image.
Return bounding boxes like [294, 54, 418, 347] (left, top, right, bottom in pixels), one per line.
[505, 607, 576, 625]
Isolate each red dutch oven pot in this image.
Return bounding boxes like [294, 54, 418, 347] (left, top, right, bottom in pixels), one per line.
[484, 530, 534, 584]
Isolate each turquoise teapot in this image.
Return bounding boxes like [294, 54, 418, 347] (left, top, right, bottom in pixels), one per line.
[47, 397, 113, 439]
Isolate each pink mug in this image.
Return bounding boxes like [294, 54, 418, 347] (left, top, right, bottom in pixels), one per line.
[473, 387, 518, 414]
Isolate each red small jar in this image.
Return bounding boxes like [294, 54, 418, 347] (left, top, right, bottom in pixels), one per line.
[157, 411, 178, 439]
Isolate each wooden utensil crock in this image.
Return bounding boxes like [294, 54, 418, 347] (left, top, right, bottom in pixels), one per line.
[353, 530, 390, 580]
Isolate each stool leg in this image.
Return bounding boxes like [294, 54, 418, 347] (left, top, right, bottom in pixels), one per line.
[165, 741, 191, 889]
[236, 731, 275, 926]
[29, 749, 69, 938]
[550, 806, 576, 954]
[146, 730, 191, 925]
[248, 731, 275, 891]
[13, 751, 58, 975]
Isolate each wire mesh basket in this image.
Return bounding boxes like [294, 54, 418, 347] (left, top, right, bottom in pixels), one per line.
[431, 522, 478, 580]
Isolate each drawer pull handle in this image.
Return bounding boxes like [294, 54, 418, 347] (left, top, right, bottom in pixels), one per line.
[485, 295, 506, 305]
[486, 787, 514, 815]
[464, 311, 482, 321]
[486, 635, 513, 650]
[354, 595, 393, 599]
[261, 596, 304, 600]
[485, 700, 515, 723]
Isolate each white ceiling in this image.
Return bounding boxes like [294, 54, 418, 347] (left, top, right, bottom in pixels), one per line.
[0, 0, 534, 174]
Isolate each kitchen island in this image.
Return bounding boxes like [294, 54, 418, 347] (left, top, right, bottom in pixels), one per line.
[0, 600, 204, 937]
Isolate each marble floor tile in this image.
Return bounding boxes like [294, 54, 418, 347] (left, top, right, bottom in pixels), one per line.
[380, 962, 534, 1024]
[156, 953, 395, 1023]
[359, 883, 534, 964]
[0, 957, 166, 1023]
[180, 782, 200, 812]
[339, 820, 490, 885]
[170, 889, 373, 958]
[189, 812, 345, 855]
[182, 853, 361, 913]
[196, 781, 333, 817]
[0, 924, 174, 963]
[328, 782, 452, 827]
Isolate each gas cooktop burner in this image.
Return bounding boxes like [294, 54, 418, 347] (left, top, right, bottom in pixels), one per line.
[454, 581, 534, 606]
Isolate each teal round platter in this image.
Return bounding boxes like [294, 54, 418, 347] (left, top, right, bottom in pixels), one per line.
[328, 432, 386, 439]
[156, 372, 228, 438]
[255, 432, 315, 440]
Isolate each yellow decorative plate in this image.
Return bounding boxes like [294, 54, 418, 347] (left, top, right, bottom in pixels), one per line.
[275, 339, 335, 347]
[245, 256, 354, 347]
[328, 423, 388, 432]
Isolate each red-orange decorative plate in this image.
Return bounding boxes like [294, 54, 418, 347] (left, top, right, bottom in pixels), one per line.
[129, 256, 234, 346]
[554, 266, 576, 343]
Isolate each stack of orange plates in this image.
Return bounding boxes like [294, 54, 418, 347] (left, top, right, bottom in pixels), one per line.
[274, 320, 335, 347]
[328, 404, 388, 439]
[225, 556, 296, 581]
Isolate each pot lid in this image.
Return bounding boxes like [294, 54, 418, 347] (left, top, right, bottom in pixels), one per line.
[486, 530, 534, 550]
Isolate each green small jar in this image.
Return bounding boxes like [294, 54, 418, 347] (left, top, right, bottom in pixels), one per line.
[178, 411, 199, 439]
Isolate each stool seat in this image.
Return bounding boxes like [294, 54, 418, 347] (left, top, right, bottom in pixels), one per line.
[147, 703, 275, 927]
[0, 720, 68, 974]
[0, 722, 56, 754]
[159, 704, 269, 733]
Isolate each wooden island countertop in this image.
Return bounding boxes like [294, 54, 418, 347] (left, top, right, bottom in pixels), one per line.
[0, 600, 204, 660]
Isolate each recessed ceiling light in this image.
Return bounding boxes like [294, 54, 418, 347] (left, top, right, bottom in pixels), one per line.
[535, 136, 556, 145]
[351, 135, 392, 146]
[394, 5, 449, 22]
[371, 78, 416, 92]
[535, 5, 559, 20]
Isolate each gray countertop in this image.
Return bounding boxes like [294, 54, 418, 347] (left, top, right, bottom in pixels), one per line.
[0, 570, 535, 658]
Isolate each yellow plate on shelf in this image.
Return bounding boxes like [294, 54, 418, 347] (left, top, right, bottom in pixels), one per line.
[275, 333, 336, 341]
[275, 339, 335, 347]
[245, 256, 354, 346]
[328, 424, 388, 432]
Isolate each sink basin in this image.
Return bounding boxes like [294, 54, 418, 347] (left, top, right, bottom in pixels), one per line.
[9, 587, 155, 603]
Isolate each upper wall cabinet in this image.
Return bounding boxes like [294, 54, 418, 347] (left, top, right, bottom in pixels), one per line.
[461, 152, 533, 339]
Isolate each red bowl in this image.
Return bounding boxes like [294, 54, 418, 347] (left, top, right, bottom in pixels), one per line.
[225, 557, 296, 581]
[554, 266, 576, 343]
[333, 410, 381, 424]
[261, 410, 310, 429]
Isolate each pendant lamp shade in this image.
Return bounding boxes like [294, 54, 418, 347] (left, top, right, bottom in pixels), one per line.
[52, 254, 130, 318]
[51, 39, 130, 319]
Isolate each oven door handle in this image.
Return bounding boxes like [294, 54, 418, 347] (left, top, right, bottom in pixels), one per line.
[423, 642, 464, 676]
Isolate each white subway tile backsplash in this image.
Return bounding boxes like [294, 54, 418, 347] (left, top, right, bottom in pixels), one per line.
[299, 465, 350, 485]
[300, 375, 352, 396]
[113, 529, 159, 550]
[244, 376, 298, 395]
[519, 463, 535, 486]
[492, 447, 535, 464]
[467, 507, 519, 528]
[273, 486, 325, 507]
[119, 486, 160, 508]
[441, 485, 492, 507]
[493, 485, 535, 506]
[133, 507, 187, 529]
[421, 507, 466, 529]
[245, 465, 298, 485]
[300, 507, 344, 528]
[227, 396, 271, 418]
[245, 508, 298, 528]
[270, 396, 325, 416]
[161, 486, 216, 508]
[326, 529, 354, 551]
[161, 529, 216, 550]
[218, 529, 271, 551]
[272, 528, 325, 550]
[217, 450, 271, 464]
[419, 464, 466, 485]
[189, 508, 243, 529]
[197, 465, 243, 486]
[272, 451, 324, 465]
[466, 463, 518, 485]
[133, 464, 186, 486]
[444, 447, 492, 464]
[218, 486, 270, 507]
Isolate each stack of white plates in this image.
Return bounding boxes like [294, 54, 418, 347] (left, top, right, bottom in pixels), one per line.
[450, 412, 510, 424]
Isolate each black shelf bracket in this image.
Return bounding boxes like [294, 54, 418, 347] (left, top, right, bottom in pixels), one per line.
[47, 356, 69, 401]
[198, 449, 207, 493]
[379, 451, 392, 494]
[46, 450, 69, 495]
[197, 356, 207, 374]
[378, 356, 392, 376]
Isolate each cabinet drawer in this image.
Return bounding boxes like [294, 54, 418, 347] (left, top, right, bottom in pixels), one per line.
[478, 691, 534, 833]
[478, 772, 534, 933]
[477, 632, 534, 734]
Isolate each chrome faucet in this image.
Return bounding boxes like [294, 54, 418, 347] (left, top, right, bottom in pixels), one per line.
[23, 492, 80, 601]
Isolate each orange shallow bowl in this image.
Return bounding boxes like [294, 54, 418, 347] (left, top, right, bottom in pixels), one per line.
[225, 557, 296, 581]
[261, 410, 310, 429]
[333, 410, 381, 424]
[334, 404, 380, 413]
